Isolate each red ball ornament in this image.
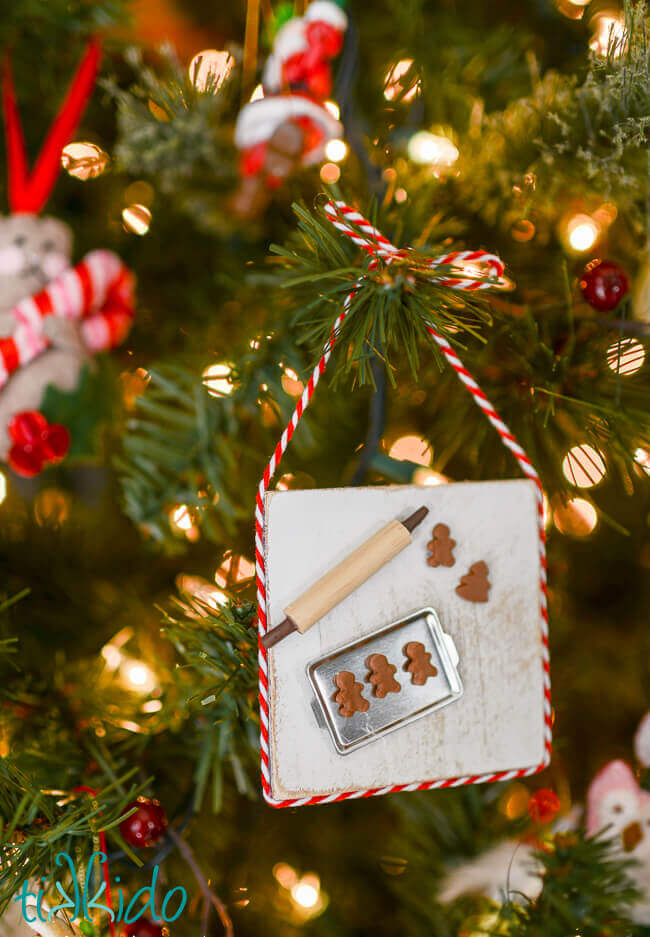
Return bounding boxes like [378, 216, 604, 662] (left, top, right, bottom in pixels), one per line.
[528, 788, 561, 824]
[119, 797, 168, 848]
[580, 259, 629, 312]
[120, 919, 165, 937]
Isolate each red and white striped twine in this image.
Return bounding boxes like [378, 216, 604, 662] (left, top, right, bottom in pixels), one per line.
[256, 199, 551, 808]
[0, 250, 135, 387]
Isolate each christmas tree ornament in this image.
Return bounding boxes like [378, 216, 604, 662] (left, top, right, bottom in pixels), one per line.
[528, 788, 561, 823]
[119, 797, 168, 848]
[579, 258, 629, 311]
[586, 759, 650, 924]
[120, 920, 165, 937]
[7, 409, 70, 477]
[233, 0, 346, 217]
[256, 200, 550, 805]
[0, 41, 135, 474]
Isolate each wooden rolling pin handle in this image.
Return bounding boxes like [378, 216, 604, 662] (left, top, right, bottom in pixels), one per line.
[261, 615, 297, 649]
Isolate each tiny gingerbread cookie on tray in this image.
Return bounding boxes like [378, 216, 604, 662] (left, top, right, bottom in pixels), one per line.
[365, 653, 401, 698]
[333, 671, 369, 717]
[403, 641, 438, 685]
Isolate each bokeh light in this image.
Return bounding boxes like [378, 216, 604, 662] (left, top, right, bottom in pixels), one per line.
[189, 50, 235, 91]
[407, 131, 459, 168]
[565, 214, 599, 252]
[383, 59, 420, 101]
[202, 362, 236, 397]
[589, 13, 627, 56]
[122, 204, 151, 236]
[320, 162, 341, 184]
[389, 434, 432, 466]
[606, 338, 645, 376]
[553, 497, 598, 536]
[61, 142, 109, 180]
[324, 138, 348, 163]
[562, 444, 607, 488]
[0, 471, 6, 505]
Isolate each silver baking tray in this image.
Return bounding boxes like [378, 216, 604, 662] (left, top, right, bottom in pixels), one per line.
[307, 607, 463, 755]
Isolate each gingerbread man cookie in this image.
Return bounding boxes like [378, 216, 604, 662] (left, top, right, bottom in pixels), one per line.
[333, 671, 369, 718]
[365, 653, 401, 698]
[403, 641, 438, 685]
[426, 523, 456, 567]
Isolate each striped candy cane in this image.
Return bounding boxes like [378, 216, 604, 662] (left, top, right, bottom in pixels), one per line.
[0, 250, 135, 387]
[256, 200, 551, 808]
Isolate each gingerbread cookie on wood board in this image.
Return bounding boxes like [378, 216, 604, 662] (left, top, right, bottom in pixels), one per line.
[427, 523, 456, 567]
[456, 561, 490, 602]
[403, 641, 438, 685]
[366, 653, 401, 698]
[333, 671, 369, 717]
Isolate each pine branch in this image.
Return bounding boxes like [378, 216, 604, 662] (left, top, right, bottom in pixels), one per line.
[272, 200, 497, 387]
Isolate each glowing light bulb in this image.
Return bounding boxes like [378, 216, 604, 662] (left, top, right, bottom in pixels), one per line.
[189, 50, 235, 92]
[324, 138, 347, 162]
[590, 13, 627, 56]
[61, 142, 109, 180]
[566, 214, 599, 252]
[413, 468, 448, 486]
[169, 504, 200, 541]
[606, 338, 645, 376]
[553, 497, 598, 536]
[127, 664, 149, 687]
[634, 448, 650, 476]
[281, 366, 304, 397]
[389, 434, 432, 466]
[273, 862, 298, 889]
[562, 444, 606, 488]
[292, 881, 318, 908]
[122, 204, 151, 236]
[384, 59, 420, 101]
[202, 362, 235, 396]
[407, 131, 459, 168]
[320, 162, 341, 183]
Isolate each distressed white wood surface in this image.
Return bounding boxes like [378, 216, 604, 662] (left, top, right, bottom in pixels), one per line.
[265, 481, 545, 800]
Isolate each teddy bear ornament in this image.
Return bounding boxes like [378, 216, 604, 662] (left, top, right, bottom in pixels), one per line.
[0, 41, 135, 477]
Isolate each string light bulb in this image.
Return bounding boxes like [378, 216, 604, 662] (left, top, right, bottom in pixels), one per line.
[589, 12, 627, 57]
[562, 444, 607, 488]
[189, 50, 235, 92]
[553, 497, 598, 536]
[61, 142, 109, 180]
[383, 59, 420, 101]
[324, 138, 347, 163]
[122, 204, 151, 236]
[407, 131, 459, 168]
[389, 434, 432, 466]
[202, 362, 236, 396]
[565, 214, 599, 252]
[606, 338, 645, 376]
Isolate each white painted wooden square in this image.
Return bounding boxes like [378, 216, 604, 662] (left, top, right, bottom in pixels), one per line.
[264, 480, 546, 801]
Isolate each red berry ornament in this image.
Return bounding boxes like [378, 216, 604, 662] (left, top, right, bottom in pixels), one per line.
[119, 798, 168, 848]
[528, 788, 561, 824]
[120, 919, 165, 937]
[580, 259, 629, 312]
[7, 410, 70, 477]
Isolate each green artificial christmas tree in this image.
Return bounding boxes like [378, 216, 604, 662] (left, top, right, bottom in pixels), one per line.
[0, 0, 648, 935]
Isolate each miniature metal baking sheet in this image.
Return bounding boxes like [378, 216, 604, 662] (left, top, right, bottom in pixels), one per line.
[308, 608, 463, 754]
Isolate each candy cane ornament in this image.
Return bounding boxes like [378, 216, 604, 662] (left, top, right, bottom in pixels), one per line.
[0, 250, 135, 387]
[256, 199, 551, 808]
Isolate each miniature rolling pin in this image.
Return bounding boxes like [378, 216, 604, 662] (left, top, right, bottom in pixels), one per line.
[261, 506, 429, 650]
